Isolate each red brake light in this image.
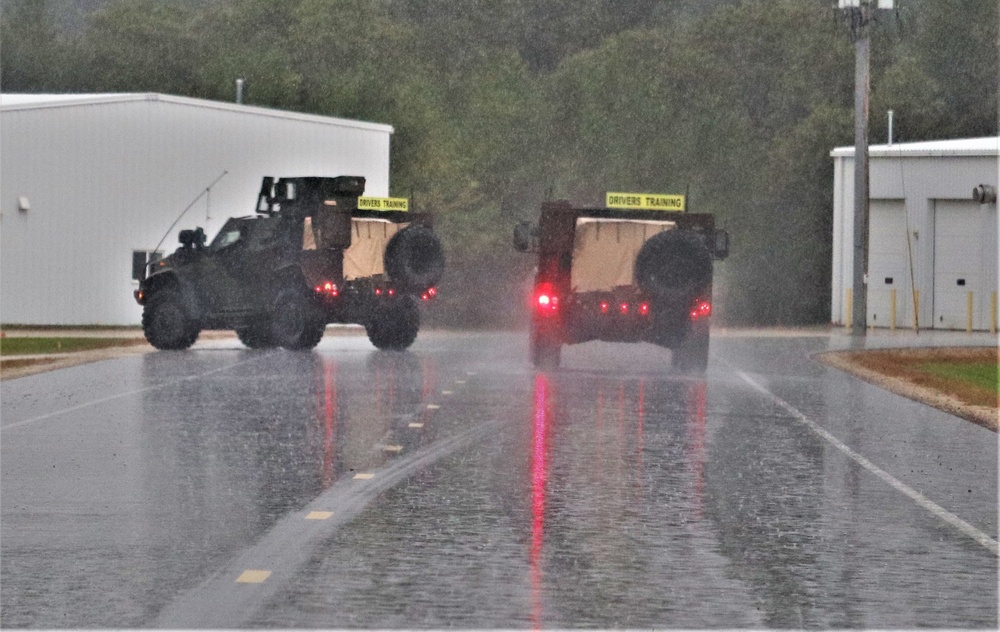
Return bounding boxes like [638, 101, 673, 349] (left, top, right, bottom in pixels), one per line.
[427, 287, 437, 298]
[639, 302, 650, 316]
[691, 300, 712, 320]
[620, 302, 629, 315]
[600, 301, 609, 314]
[315, 282, 338, 297]
[534, 283, 559, 316]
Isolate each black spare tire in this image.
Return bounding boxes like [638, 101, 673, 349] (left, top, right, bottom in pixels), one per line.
[634, 230, 712, 298]
[384, 225, 445, 292]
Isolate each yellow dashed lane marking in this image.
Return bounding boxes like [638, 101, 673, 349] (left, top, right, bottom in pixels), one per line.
[409, 422, 424, 428]
[305, 511, 333, 520]
[353, 473, 375, 480]
[384, 445, 403, 453]
[236, 570, 271, 584]
[427, 404, 441, 410]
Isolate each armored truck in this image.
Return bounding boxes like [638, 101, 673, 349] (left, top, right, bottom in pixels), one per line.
[513, 196, 728, 373]
[135, 176, 444, 351]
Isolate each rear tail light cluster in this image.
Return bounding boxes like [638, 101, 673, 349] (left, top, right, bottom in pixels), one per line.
[690, 300, 712, 320]
[374, 287, 396, 297]
[534, 283, 559, 317]
[599, 301, 650, 316]
[421, 287, 438, 301]
[314, 281, 339, 297]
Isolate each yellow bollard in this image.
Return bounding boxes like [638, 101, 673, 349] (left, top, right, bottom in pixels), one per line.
[890, 289, 896, 331]
[990, 292, 997, 334]
[967, 291, 974, 333]
[845, 289, 852, 329]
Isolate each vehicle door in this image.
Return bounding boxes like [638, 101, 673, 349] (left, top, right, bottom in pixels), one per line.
[195, 219, 256, 313]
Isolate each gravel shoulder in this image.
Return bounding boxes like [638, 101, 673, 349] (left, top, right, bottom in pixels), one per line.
[817, 348, 997, 433]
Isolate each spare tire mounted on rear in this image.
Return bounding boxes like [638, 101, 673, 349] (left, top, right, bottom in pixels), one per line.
[384, 225, 445, 292]
[634, 230, 712, 298]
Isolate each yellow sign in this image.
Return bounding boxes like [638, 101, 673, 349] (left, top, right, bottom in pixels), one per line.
[358, 196, 409, 212]
[606, 192, 685, 212]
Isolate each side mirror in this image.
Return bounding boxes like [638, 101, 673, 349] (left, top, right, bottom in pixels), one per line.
[712, 229, 729, 260]
[513, 221, 539, 252]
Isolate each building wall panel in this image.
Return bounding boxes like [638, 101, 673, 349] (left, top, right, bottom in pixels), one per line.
[1, 95, 392, 325]
[830, 141, 998, 330]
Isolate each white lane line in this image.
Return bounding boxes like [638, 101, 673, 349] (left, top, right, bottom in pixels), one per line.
[2, 354, 269, 431]
[737, 370, 999, 556]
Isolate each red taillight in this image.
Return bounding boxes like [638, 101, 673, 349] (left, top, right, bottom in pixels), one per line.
[375, 288, 382, 295]
[534, 283, 559, 316]
[600, 301, 609, 314]
[691, 300, 712, 320]
[639, 302, 650, 316]
[427, 287, 437, 298]
[315, 282, 338, 297]
[619, 302, 629, 315]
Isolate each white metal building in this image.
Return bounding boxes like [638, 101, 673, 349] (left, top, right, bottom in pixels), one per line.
[0, 93, 393, 325]
[831, 137, 999, 331]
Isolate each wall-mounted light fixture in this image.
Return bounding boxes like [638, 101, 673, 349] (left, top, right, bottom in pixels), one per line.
[973, 184, 997, 204]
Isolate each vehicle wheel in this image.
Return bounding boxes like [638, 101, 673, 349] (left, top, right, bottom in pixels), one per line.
[531, 324, 561, 370]
[672, 323, 709, 375]
[366, 296, 420, 351]
[270, 290, 325, 350]
[236, 321, 276, 349]
[142, 290, 199, 350]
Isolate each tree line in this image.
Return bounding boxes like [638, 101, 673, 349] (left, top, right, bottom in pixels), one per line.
[2, 0, 997, 326]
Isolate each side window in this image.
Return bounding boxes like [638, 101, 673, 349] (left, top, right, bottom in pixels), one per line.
[213, 229, 242, 250]
[132, 250, 163, 281]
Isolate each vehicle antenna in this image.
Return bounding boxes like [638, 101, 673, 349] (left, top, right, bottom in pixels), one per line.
[152, 170, 229, 255]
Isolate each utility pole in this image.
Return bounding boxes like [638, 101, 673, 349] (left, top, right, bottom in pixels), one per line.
[837, 0, 895, 335]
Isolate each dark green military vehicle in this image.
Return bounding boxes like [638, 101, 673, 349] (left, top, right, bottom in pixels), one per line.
[135, 176, 444, 351]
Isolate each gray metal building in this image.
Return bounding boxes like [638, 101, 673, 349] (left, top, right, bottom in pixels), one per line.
[831, 137, 999, 331]
[0, 93, 393, 326]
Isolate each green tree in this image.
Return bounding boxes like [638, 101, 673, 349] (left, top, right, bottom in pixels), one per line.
[75, 0, 200, 94]
[0, 0, 66, 90]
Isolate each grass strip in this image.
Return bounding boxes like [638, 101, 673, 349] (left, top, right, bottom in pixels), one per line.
[0, 337, 144, 356]
[919, 362, 998, 396]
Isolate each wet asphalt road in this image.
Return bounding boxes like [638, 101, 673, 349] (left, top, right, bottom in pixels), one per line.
[1, 329, 997, 629]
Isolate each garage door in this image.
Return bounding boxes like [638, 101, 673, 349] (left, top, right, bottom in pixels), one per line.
[867, 200, 912, 328]
[933, 200, 988, 330]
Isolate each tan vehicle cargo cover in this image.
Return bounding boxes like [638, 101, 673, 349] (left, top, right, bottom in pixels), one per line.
[571, 218, 675, 292]
[303, 217, 407, 280]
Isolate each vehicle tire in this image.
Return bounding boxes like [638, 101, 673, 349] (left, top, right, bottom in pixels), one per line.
[366, 296, 420, 351]
[384, 225, 445, 292]
[635, 230, 712, 299]
[142, 290, 199, 350]
[672, 323, 709, 375]
[531, 323, 561, 370]
[236, 321, 276, 349]
[270, 290, 325, 350]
